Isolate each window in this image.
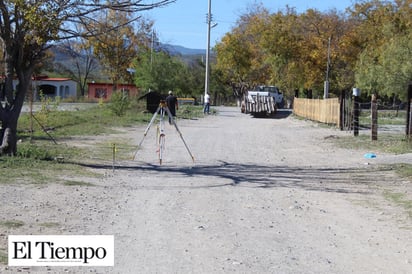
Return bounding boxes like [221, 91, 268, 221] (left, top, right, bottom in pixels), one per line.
[95, 88, 107, 99]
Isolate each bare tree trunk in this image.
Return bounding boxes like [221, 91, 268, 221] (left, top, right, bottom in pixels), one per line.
[0, 59, 33, 156]
[0, 127, 16, 155]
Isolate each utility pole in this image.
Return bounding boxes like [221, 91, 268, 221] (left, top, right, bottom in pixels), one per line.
[151, 29, 155, 70]
[204, 0, 212, 99]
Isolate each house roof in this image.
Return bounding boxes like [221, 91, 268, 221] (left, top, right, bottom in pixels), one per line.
[38, 77, 72, 81]
[87, 82, 137, 87]
[138, 90, 164, 100]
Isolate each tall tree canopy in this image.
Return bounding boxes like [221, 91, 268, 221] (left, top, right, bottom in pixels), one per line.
[215, 0, 412, 101]
[0, 0, 175, 155]
[352, 0, 412, 100]
[86, 8, 154, 87]
[134, 48, 205, 97]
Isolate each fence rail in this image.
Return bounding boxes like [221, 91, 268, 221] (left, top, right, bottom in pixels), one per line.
[293, 98, 341, 127]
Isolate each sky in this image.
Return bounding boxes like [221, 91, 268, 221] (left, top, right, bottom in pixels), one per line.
[144, 0, 356, 50]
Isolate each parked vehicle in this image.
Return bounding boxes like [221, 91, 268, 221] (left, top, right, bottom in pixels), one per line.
[241, 85, 284, 117]
[254, 86, 284, 108]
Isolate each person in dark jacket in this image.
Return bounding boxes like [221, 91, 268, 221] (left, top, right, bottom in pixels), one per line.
[165, 90, 178, 124]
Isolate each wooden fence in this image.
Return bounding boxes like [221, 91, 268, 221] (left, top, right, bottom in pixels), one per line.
[293, 97, 341, 127]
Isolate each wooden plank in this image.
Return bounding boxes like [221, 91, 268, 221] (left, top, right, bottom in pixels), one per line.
[293, 98, 340, 126]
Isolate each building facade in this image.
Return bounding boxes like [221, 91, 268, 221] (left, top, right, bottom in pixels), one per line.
[87, 82, 139, 102]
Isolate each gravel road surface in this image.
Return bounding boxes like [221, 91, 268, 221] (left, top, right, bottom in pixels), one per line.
[2, 106, 411, 273]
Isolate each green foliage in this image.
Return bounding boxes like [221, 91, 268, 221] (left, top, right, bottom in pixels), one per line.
[0, 220, 24, 228]
[134, 50, 205, 97]
[354, 27, 412, 100]
[215, 0, 412, 101]
[0, 249, 7, 265]
[0, 101, 204, 185]
[135, 50, 175, 92]
[0, 146, 98, 185]
[18, 102, 147, 139]
[216, 5, 357, 98]
[383, 189, 412, 218]
[393, 164, 412, 180]
[63, 181, 95, 186]
[378, 34, 412, 100]
[108, 92, 131, 116]
[34, 92, 61, 128]
[337, 0, 411, 99]
[178, 105, 205, 119]
[336, 134, 412, 154]
[0, 0, 176, 156]
[17, 143, 56, 160]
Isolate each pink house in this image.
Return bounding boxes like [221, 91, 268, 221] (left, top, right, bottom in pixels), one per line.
[87, 82, 139, 102]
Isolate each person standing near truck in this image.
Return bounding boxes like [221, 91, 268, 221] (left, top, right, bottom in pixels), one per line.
[204, 92, 210, 114]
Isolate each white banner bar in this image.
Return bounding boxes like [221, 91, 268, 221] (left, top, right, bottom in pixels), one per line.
[8, 235, 114, 266]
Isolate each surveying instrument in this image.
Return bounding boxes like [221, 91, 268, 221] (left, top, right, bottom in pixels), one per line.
[134, 100, 195, 165]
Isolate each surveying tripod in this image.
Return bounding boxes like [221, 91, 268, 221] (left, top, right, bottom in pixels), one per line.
[134, 100, 195, 165]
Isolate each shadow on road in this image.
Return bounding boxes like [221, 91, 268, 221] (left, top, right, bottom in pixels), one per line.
[76, 160, 386, 195]
[249, 109, 292, 119]
[273, 109, 292, 119]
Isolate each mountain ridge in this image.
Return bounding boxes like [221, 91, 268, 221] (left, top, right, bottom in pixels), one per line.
[162, 44, 205, 56]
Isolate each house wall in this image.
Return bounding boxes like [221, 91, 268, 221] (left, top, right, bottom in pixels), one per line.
[12, 78, 77, 100]
[87, 83, 139, 102]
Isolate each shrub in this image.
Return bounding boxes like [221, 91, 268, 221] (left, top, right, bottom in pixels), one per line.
[108, 91, 131, 116]
[17, 143, 55, 160]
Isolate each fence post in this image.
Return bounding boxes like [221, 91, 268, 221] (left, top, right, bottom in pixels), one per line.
[340, 90, 345, 131]
[409, 101, 412, 140]
[407, 83, 412, 138]
[371, 94, 378, 140]
[353, 88, 360, 136]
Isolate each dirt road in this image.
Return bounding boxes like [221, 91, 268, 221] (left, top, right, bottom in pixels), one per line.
[2, 106, 412, 273]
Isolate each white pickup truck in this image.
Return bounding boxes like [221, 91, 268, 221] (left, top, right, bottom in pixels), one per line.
[249, 86, 284, 108]
[241, 85, 284, 117]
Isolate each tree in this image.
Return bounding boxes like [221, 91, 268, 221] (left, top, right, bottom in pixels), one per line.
[215, 4, 354, 99]
[379, 34, 412, 101]
[134, 49, 202, 96]
[53, 38, 100, 97]
[352, 0, 412, 100]
[214, 25, 253, 100]
[0, 0, 175, 156]
[259, 8, 304, 95]
[86, 8, 154, 89]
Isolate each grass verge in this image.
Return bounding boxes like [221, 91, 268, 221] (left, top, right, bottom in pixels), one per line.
[0, 220, 24, 228]
[1, 100, 205, 184]
[335, 134, 412, 154]
[0, 249, 6, 265]
[391, 163, 412, 180]
[0, 148, 100, 185]
[383, 190, 412, 218]
[359, 109, 406, 125]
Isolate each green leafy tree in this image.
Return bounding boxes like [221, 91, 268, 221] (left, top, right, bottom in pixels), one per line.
[86, 8, 154, 89]
[259, 8, 304, 95]
[379, 34, 412, 100]
[215, 4, 355, 99]
[214, 27, 253, 99]
[134, 50, 178, 92]
[134, 49, 203, 96]
[0, 0, 175, 156]
[352, 0, 412, 100]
